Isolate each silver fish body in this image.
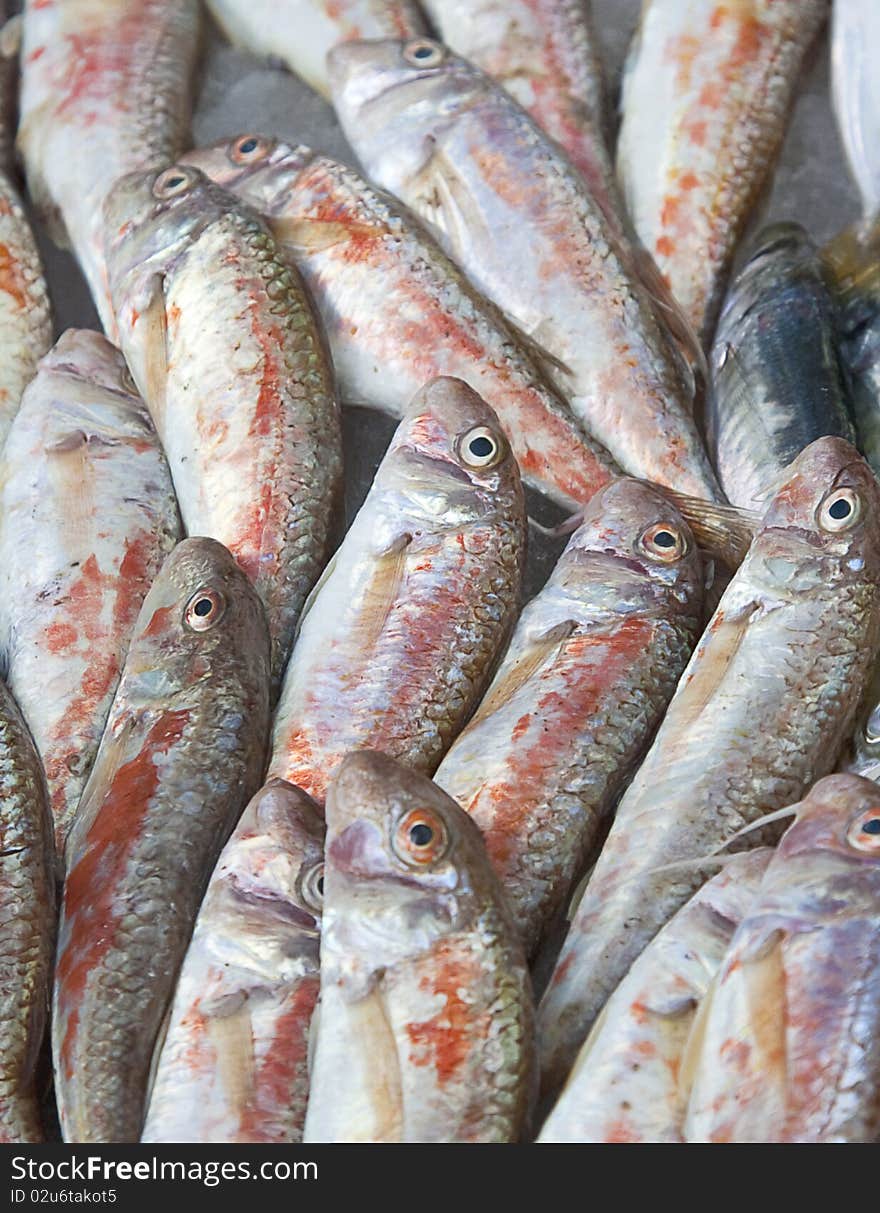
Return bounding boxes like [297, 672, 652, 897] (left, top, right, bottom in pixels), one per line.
[538, 437, 880, 1101]
[832, 0, 880, 222]
[328, 37, 720, 501]
[709, 223, 856, 509]
[304, 751, 534, 1143]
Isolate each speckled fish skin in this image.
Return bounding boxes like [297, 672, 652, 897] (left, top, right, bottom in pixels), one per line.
[419, 2, 619, 227]
[537, 437, 880, 1102]
[17, 0, 201, 335]
[709, 223, 856, 510]
[685, 774, 880, 1143]
[617, 0, 827, 345]
[53, 538, 271, 1144]
[328, 39, 720, 501]
[832, 0, 880, 223]
[434, 478, 704, 958]
[104, 164, 342, 691]
[0, 330, 181, 860]
[141, 780, 323, 1144]
[206, 0, 426, 100]
[181, 136, 618, 512]
[538, 848, 771, 1144]
[0, 680, 54, 1144]
[304, 751, 534, 1143]
[823, 218, 880, 478]
[268, 377, 525, 804]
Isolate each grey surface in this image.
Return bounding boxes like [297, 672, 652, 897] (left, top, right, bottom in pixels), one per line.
[29, 4, 857, 597]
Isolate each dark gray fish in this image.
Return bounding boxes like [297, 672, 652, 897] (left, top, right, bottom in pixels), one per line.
[710, 223, 856, 509]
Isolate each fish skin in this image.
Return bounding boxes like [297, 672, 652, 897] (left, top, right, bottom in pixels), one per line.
[180, 136, 618, 512]
[104, 164, 343, 691]
[17, 0, 201, 334]
[434, 478, 704, 958]
[709, 223, 856, 510]
[268, 376, 526, 805]
[327, 38, 721, 501]
[685, 774, 880, 1143]
[419, 1, 618, 227]
[617, 0, 827, 346]
[537, 436, 880, 1102]
[538, 848, 771, 1144]
[53, 538, 271, 1144]
[304, 750, 534, 1143]
[0, 330, 181, 861]
[206, 0, 426, 100]
[0, 680, 55, 1144]
[832, 0, 880, 223]
[823, 218, 880, 479]
[141, 779, 323, 1144]
[0, 168, 52, 448]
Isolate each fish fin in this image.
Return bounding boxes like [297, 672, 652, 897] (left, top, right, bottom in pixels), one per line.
[502, 313, 575, 382]
[268, 215, 375, 255]
[677, 975, 716, 1104]
[207, 991, 257, 1112]
[410, 136, 494, 261]
[354, 533, 413, 653]
[645, 484, 760, 568]
[467, 621, 577, 728]
[632, 245, 708, 399]
[135, 274, 169, 422]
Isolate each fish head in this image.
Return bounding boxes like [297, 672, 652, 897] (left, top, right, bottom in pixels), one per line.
[122, 537, 270, 707]
[750, 436, 880, 589]
[323, 751, 504, 985]
[38, 329, 134, 395]
[221, 779, 326, 938]
[776, 774, 880, 871]
[327, 37, 480, 183]
[103, 164, 231, 300]
[380, 375, 524, 529]
[556, 477, 704, 614]
[180, 135, 317, 215]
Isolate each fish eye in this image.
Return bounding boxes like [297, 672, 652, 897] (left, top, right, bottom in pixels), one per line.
[183, 587, 226, 632]
[846, 808, 880, 852]
[392, 807, 449, 867]
[230, 134, 272, 165]
[457, 425, 507, 470]
[403, 39, 446, 68]
[153, 167, 198, 199]
[638, 522, 687, 562]
[299, 861, 325, 914]
[817, 487, 861, 533]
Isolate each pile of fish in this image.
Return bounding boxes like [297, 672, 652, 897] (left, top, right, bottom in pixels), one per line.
[1, 0, 880, 1145]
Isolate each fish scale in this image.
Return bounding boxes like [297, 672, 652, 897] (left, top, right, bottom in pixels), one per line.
[53, 539, 270, 1143]
[0, 681, 54, 1144]
[537, 437, 880, 1102]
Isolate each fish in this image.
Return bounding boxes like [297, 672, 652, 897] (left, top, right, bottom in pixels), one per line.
[537, 436, 880, 1101]
[205, 0, 426, 99]
[832, 0, 880, 223]
[709, 223, 856, 510]
[537, 848, 771, 1143]
[53, 537, 271, 1143]
[684, 774, 880, 1143]
[141, 779, 324, 1144]
[0, 329, 182, 860]
[616, 0, 828, 344]
[303, 750, 534, 1143]
[180, 135, 619, 512]
[17, 0, 201, 333]
[418, 1, 619, 228]
[434, 477, 705, 958]
[823, 218, 880, 477]
[0, 679, 55, 1144]
[328, 38, 721, 501]
[267, 376, 526, 804]
[104, 163, 343, 690]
